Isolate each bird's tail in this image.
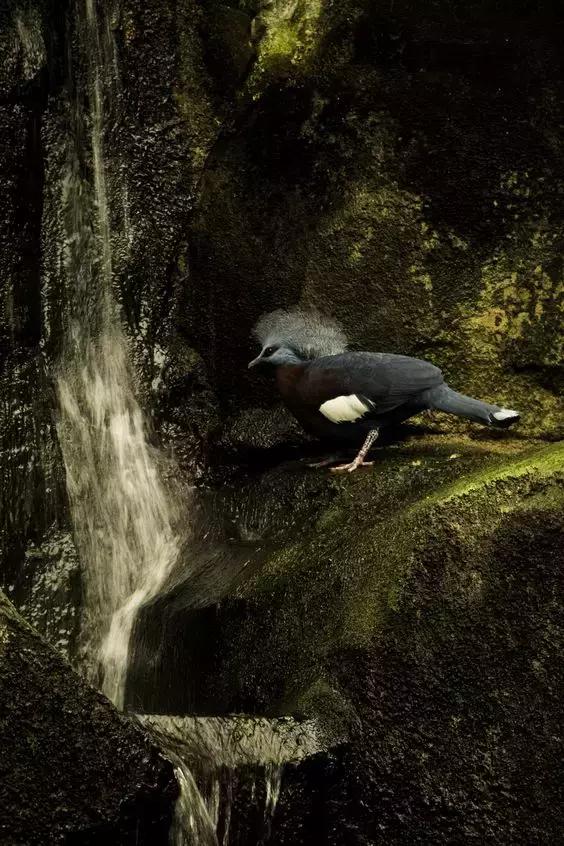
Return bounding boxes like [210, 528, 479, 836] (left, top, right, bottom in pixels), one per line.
[425, 384, 520, 429]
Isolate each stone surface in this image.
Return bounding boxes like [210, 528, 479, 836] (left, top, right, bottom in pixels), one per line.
[0, 0, 73, 648]
[271, 458, 564, 844]
[140, 437, 564, 843]
[0, 589, 177, 845]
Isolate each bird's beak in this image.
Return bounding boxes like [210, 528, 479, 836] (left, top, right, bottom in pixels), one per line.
[248, 354, 262, 369]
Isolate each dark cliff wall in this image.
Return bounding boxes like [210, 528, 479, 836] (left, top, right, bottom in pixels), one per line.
[0, 0, 71, 643]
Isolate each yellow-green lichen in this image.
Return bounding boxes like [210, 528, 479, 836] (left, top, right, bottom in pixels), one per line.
[248, 0, 324, 91]
[239, 440, 563, 663]
[438, 217, 564, 438]
[423, 440, 564, 504]
[461, 221, 563, 367]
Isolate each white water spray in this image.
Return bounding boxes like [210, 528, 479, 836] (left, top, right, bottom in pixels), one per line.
[57, 328, 181, 707]
[141, 716, 322, 845]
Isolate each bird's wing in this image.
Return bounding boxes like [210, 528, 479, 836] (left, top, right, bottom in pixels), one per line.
[299, 352, 444, 422]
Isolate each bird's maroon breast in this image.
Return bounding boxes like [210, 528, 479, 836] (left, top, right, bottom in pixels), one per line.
[276, 365, 307, 406]
[276, 364, 330, 434]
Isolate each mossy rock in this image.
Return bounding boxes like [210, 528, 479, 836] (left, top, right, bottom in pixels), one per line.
[192, 438, 561, 716]
[183, 0, 564, 441]
[176, 436, 563, 842]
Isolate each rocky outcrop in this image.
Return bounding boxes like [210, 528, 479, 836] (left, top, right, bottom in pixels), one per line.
[271, 445, 564, 844]
[0, 589, 177, 845]
[138, 437, 563, 843]
[0, 0, 75, 649]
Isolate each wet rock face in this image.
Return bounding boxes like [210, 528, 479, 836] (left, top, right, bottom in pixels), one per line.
[40, 0, 219, 394]
[0, 0, 218, 635]
[0, 1, 71, 643]
[0, 590, 177, 845]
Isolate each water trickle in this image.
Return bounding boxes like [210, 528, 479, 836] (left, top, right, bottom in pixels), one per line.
[140, 716, 322, 844]
[165, 755, 220, 846]
[57, 327, 182, 706]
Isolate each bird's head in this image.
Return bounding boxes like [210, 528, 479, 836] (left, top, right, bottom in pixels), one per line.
[248, 308, 347, 371]
[248, 342, 302, 369]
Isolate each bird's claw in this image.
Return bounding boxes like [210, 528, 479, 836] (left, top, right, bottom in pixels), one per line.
[330, 460, 374, 474]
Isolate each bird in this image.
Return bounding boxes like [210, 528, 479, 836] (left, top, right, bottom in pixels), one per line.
[248, 308, 520, 473]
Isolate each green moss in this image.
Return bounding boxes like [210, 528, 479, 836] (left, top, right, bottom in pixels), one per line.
[215, 439, 562, 720]
[444, 220, 564, 437]
[247, 0, 324, 91]
[470, 241, 562, 364]
[266, 21, 300, 61]
[424, 440, 564, 503]
[352, 442, 562, 641]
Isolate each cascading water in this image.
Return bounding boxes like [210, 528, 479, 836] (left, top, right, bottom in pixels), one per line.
[55, 0, 181, 710]
[57, 327, 182, 706]
[141, 716, 322, 846]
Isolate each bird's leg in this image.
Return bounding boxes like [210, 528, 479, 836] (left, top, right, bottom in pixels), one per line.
[330, 429, 379, 474]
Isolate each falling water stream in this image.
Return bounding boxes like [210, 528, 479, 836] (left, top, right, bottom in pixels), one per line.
[141, 716, 322, 846]
[54, 0, 210, 839]
[52, 2, 321, 843]
[55, 0, 181, 710]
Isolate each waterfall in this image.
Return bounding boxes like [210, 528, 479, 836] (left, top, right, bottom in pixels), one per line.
[57, 328, 181, 706]
[55, 0, 181, 710]
[140, 716, 322, 845]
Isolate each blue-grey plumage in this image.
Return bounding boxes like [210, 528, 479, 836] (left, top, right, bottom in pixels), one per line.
[249, 309, 520, 472]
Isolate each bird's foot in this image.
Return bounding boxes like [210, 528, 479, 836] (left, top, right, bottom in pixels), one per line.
[330, 459, 374, 474]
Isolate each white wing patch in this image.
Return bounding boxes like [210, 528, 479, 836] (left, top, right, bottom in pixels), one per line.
[319, 394, 373, 424]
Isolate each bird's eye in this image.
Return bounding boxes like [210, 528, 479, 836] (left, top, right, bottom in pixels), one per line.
[263, 346, 276, 356]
